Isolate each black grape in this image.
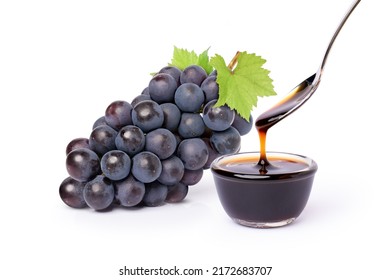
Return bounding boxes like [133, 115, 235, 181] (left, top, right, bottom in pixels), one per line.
[145, 128, 177, 160]
[105, 100, 133, 130]
[59, 177, 87, 208]
[148, 73, 177, 104]
[83, 175, 115, 211]
[210, 127, 241, 155]
[66, 137, 89, 155]
[100, 150, 131, 181]
[66, 148, 101, 182]
[177, 138, 209, 170]
[89, 125, 118, 156]
[160, 103, 181, 132]
[178, 113, 205, 138]
[143, 181, 168, 207]
[231, 113, 253, 136]
[202, 138, 222, 169]
[180, 168, 203, 186]
[158, 66, 182, 86]
[131, 151, 162, 183]
[131, 100, 164, 133]
[157, 156, 185, 185]
[180, 65, 207, 86]
[115, 175, 145, 207]
[166, 183, 188, 203]
[174, 83, 204, 112]
[115, 125, 145, 156]
[203, 99, 235, 131]
[201, 75, 219, 103]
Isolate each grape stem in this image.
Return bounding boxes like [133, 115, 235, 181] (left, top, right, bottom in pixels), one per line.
[227, 51, 241, 71]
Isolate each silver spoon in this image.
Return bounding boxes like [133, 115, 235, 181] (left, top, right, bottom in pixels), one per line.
[255, 0, 361, 129]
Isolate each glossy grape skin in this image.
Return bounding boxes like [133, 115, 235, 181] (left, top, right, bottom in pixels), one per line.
[180, 65, 207, 86]
[174, 83, 205, 112]
[160, 103, 181, 132]
[202, 138, 222, 169]
[166, 182, 188, 203]
[100, 150, 131, 181]
[177, 138, 209, 170]
[148, 73, 177, 104]
[157, 156, 185, 185]
[89, 125, 118, 156]
[66, 148, 101, 182]
[210, 127, 241, 155]
[145, 128, 177, 160]
[66, 138, 89, 155]
[83, 175, 115, 210]
[202, 99, 235, 131]
[158, 66, 182, 86]
[178, 113, 205, 139]
[142, 181, 168, 207]
[131, 100, 164, 133]
[180, 168, 203, 186]
[131, 151, 162, 183]
[231, 113, 253, 136]
[59, 177, 87, 208]
[105, 100, 133, 130]
[201, 75, 219, 103]
[131, 94, 151, 108]
[115, 175, 145, 207]
[115, 125, 145, 156]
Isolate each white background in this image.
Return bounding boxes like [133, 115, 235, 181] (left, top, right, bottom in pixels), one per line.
[1, 0, 389, 279]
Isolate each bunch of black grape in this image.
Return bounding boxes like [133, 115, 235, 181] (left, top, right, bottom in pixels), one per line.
[59, 65, 253, 211]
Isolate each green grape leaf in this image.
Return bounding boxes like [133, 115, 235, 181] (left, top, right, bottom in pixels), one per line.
[210, 51, 277, 121]
[169, 46, 213, 74]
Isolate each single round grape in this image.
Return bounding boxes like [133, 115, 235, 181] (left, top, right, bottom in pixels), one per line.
[145, 128, 177, 160]
[202, 138, 222, 169]
[166, 182, 188, 203]
[177, 138, 209, 170]
[180, 168, 203, 186]
[174, 83, 205, 112]
[115, 175, 145, 207]
[143, 181, 168, 207]
[160, 103, 181, 132]
[201, 75, 219, 103]
[100, 150, 131, 181]
[180, 65, 207, 86]
[203, 99, 235, 131]
[92, 116, 108, 130]
[157, 156, 185, 185]
[178, 113, 205, 138]
[115, 125, 145, 156]
[66, 148, 101, 182]
[131, 100, 164, 133]
[59, 177, 87, 208]
[105, 100, 133, 130]
[131, 94, 151, 108]
[131, 151, 162, 183]
[210, 127, 241, 155]
[83, 175, 115, 210]
[66, 137, 89, 155]
[231, 113, 253, 136]
[158, 66, 182, 86]
[149, 73, 177, 104]
[89, 125, 118, 156]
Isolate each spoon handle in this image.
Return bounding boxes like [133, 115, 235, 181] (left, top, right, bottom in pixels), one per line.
[318, 0, 361, 79]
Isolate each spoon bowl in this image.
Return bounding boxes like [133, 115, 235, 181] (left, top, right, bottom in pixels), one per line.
[256, 0, 361, 130]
